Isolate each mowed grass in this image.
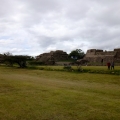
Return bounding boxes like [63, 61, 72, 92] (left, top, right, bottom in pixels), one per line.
[36, 65, 120, 70]
[0, 66, 120, 120]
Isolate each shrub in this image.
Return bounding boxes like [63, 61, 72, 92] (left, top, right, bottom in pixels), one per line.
[28, 61, 45, 65]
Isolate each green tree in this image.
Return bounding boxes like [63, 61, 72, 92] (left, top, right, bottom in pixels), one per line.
[68, 49, 85, 60]
[3, 54, 32, 68]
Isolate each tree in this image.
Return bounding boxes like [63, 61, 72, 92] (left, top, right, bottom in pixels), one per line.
[3, 54, 32, 68]
[68, 49, 85, 60]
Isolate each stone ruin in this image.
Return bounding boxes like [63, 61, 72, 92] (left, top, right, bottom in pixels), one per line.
[36, 48, 120, 65]
[36, 50, 68, 65]
[83, 48, 120, 65]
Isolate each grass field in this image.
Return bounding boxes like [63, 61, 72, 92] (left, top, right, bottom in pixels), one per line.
[0, 66, 120, 120]
[36, 65, 120, 70]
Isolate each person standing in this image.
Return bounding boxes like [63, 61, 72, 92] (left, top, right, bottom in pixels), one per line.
[107, 62, 111, 70]
[101, 59, 103, 66]
[111, 61, 114, 70]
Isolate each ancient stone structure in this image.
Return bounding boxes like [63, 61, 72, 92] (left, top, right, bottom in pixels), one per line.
[36, 50, 68, 64]
[84, 48, 120, 65]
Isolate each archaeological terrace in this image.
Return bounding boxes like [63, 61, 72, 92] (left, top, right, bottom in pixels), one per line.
[36, 50, 68, 64]
[84, 48, 120, 65]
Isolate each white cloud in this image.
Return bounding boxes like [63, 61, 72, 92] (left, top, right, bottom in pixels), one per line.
[0, 0, 120, 56]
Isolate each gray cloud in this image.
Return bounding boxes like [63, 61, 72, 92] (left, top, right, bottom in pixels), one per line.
[0, 0, 120, 56]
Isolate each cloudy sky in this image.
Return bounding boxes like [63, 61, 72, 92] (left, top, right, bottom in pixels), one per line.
[0, 0, 120, 56]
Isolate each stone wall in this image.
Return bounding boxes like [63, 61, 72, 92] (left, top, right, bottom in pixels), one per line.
[84, 48, 120, 65]
[36, 50, 68, 64]
[36, 48, 120, 65]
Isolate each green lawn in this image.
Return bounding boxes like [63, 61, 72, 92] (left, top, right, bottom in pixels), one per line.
[0, 66, 120, 120]
[36, 65, 120, 70]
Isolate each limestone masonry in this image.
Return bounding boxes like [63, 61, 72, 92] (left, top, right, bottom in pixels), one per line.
[36, 48, 120, 65]
[84, 48, 120, 65]
[36, 50, 68, 64]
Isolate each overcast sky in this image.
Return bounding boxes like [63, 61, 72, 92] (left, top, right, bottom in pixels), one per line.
[0, 0, 120, 56]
